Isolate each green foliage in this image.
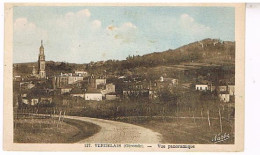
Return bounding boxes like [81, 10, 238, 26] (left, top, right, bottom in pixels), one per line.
[46, 62, 73, 74]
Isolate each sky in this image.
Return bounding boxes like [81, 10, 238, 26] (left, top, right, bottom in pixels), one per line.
[13, 6, 235, 63]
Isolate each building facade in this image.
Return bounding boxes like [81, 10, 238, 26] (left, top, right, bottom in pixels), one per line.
[195, 84, 209, 91]
[95, 79, 106, 89]
[85, 93, 102, 101]
[52, 73, 84, 89]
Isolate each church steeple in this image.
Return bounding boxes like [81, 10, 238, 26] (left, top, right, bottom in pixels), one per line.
[38, 40, 46, 79]
[39, 40, 44, 55]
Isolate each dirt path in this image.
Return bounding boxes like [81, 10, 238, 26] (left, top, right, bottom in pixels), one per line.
[64, 115, 162, 143]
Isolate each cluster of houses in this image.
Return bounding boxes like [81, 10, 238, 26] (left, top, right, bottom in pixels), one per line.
[54, 72, 118, 101]
[20, 91, 53, 106]
[195, 83, 235, 102]
[17, 71, 118, 106]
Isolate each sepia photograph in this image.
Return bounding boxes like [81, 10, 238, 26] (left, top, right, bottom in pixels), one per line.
[3, 3, 245, 151]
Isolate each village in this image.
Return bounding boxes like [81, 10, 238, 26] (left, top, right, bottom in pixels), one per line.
[13, 40, 235, 108]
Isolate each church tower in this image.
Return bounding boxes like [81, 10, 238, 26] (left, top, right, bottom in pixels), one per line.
[38, 40, 46, 79]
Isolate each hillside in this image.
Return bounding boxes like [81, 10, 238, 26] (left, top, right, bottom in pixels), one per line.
[125, 38, 235, 69]
[13, 38, 235, 79]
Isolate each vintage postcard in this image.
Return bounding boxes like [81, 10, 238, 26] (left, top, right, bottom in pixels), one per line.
[3, 3, 245, 151]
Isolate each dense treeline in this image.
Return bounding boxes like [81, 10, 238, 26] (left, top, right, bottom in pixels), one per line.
[85, 39, 235, 76]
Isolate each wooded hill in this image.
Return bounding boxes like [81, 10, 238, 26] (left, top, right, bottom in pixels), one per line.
[13, 38, 235, 78]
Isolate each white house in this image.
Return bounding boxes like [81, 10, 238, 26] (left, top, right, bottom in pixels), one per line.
[228, 85, 235, 96]
[60, 87, 72, 94]
[195, 84, 209, 91]
[159, 76, 178, 86]
[219, 86, 227, 92]
[21, 93, 27, 97]
[21, 98, 29, 104]
[219, 93, 230, 103]
[85, 93, 102, 101]
[71, 94, 85, 98]
[75, 71, 88, 77]
[31, 98, 39, 105]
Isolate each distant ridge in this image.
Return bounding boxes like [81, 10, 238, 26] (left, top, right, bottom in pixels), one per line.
[13, 38, 235, 76]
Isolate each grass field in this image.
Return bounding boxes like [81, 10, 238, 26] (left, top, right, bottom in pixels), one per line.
[113, 116, 234, 144]
[14, 115, 101, 143]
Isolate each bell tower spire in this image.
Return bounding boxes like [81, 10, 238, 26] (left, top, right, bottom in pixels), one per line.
[38, 40, 46, 79]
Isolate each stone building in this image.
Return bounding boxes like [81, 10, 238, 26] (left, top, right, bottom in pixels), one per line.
[85, 88, 102, 101]
[96, 79, 106, 89]
[52, 73, 84, 89]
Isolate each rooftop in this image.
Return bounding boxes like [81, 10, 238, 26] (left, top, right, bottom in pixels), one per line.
[70, 88, 85, 94]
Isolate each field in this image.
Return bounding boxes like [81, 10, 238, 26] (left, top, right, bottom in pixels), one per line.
[113, 116, 234, 144]
[14, 114, 100, 143]
[15, 90, 235, 144]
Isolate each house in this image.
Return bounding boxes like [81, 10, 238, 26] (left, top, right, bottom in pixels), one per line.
[59, 87, 72, 94]
[88, 75, 107, 89]
[105, 92, 118, 100]
[20, 82, 35, 90]
[118, 76, 126, 79]
[75, 71, 88, 77]
[159, 76, 178, 86]
[219, 86, 227, 92]
[195, 84, 209, 91]
[13, 75, 22, 81]
[31, 98, 39, 105]
[155, 77, 179, 93]
[41, 97, 53, 103]
[21, 97, 40, 105]
[228, 85, 235, 96]
[219, 93, 230, 103]
[85, 88, 102, 101]
[21, 98, 29, 105]
[95, 79, 106, 89]
[101, 83, 116, 96]
[52, 73, 84, 88]
[85, 93, 102, 101]
[68, 76, 84, 85]
[21, 93, 27, 97]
